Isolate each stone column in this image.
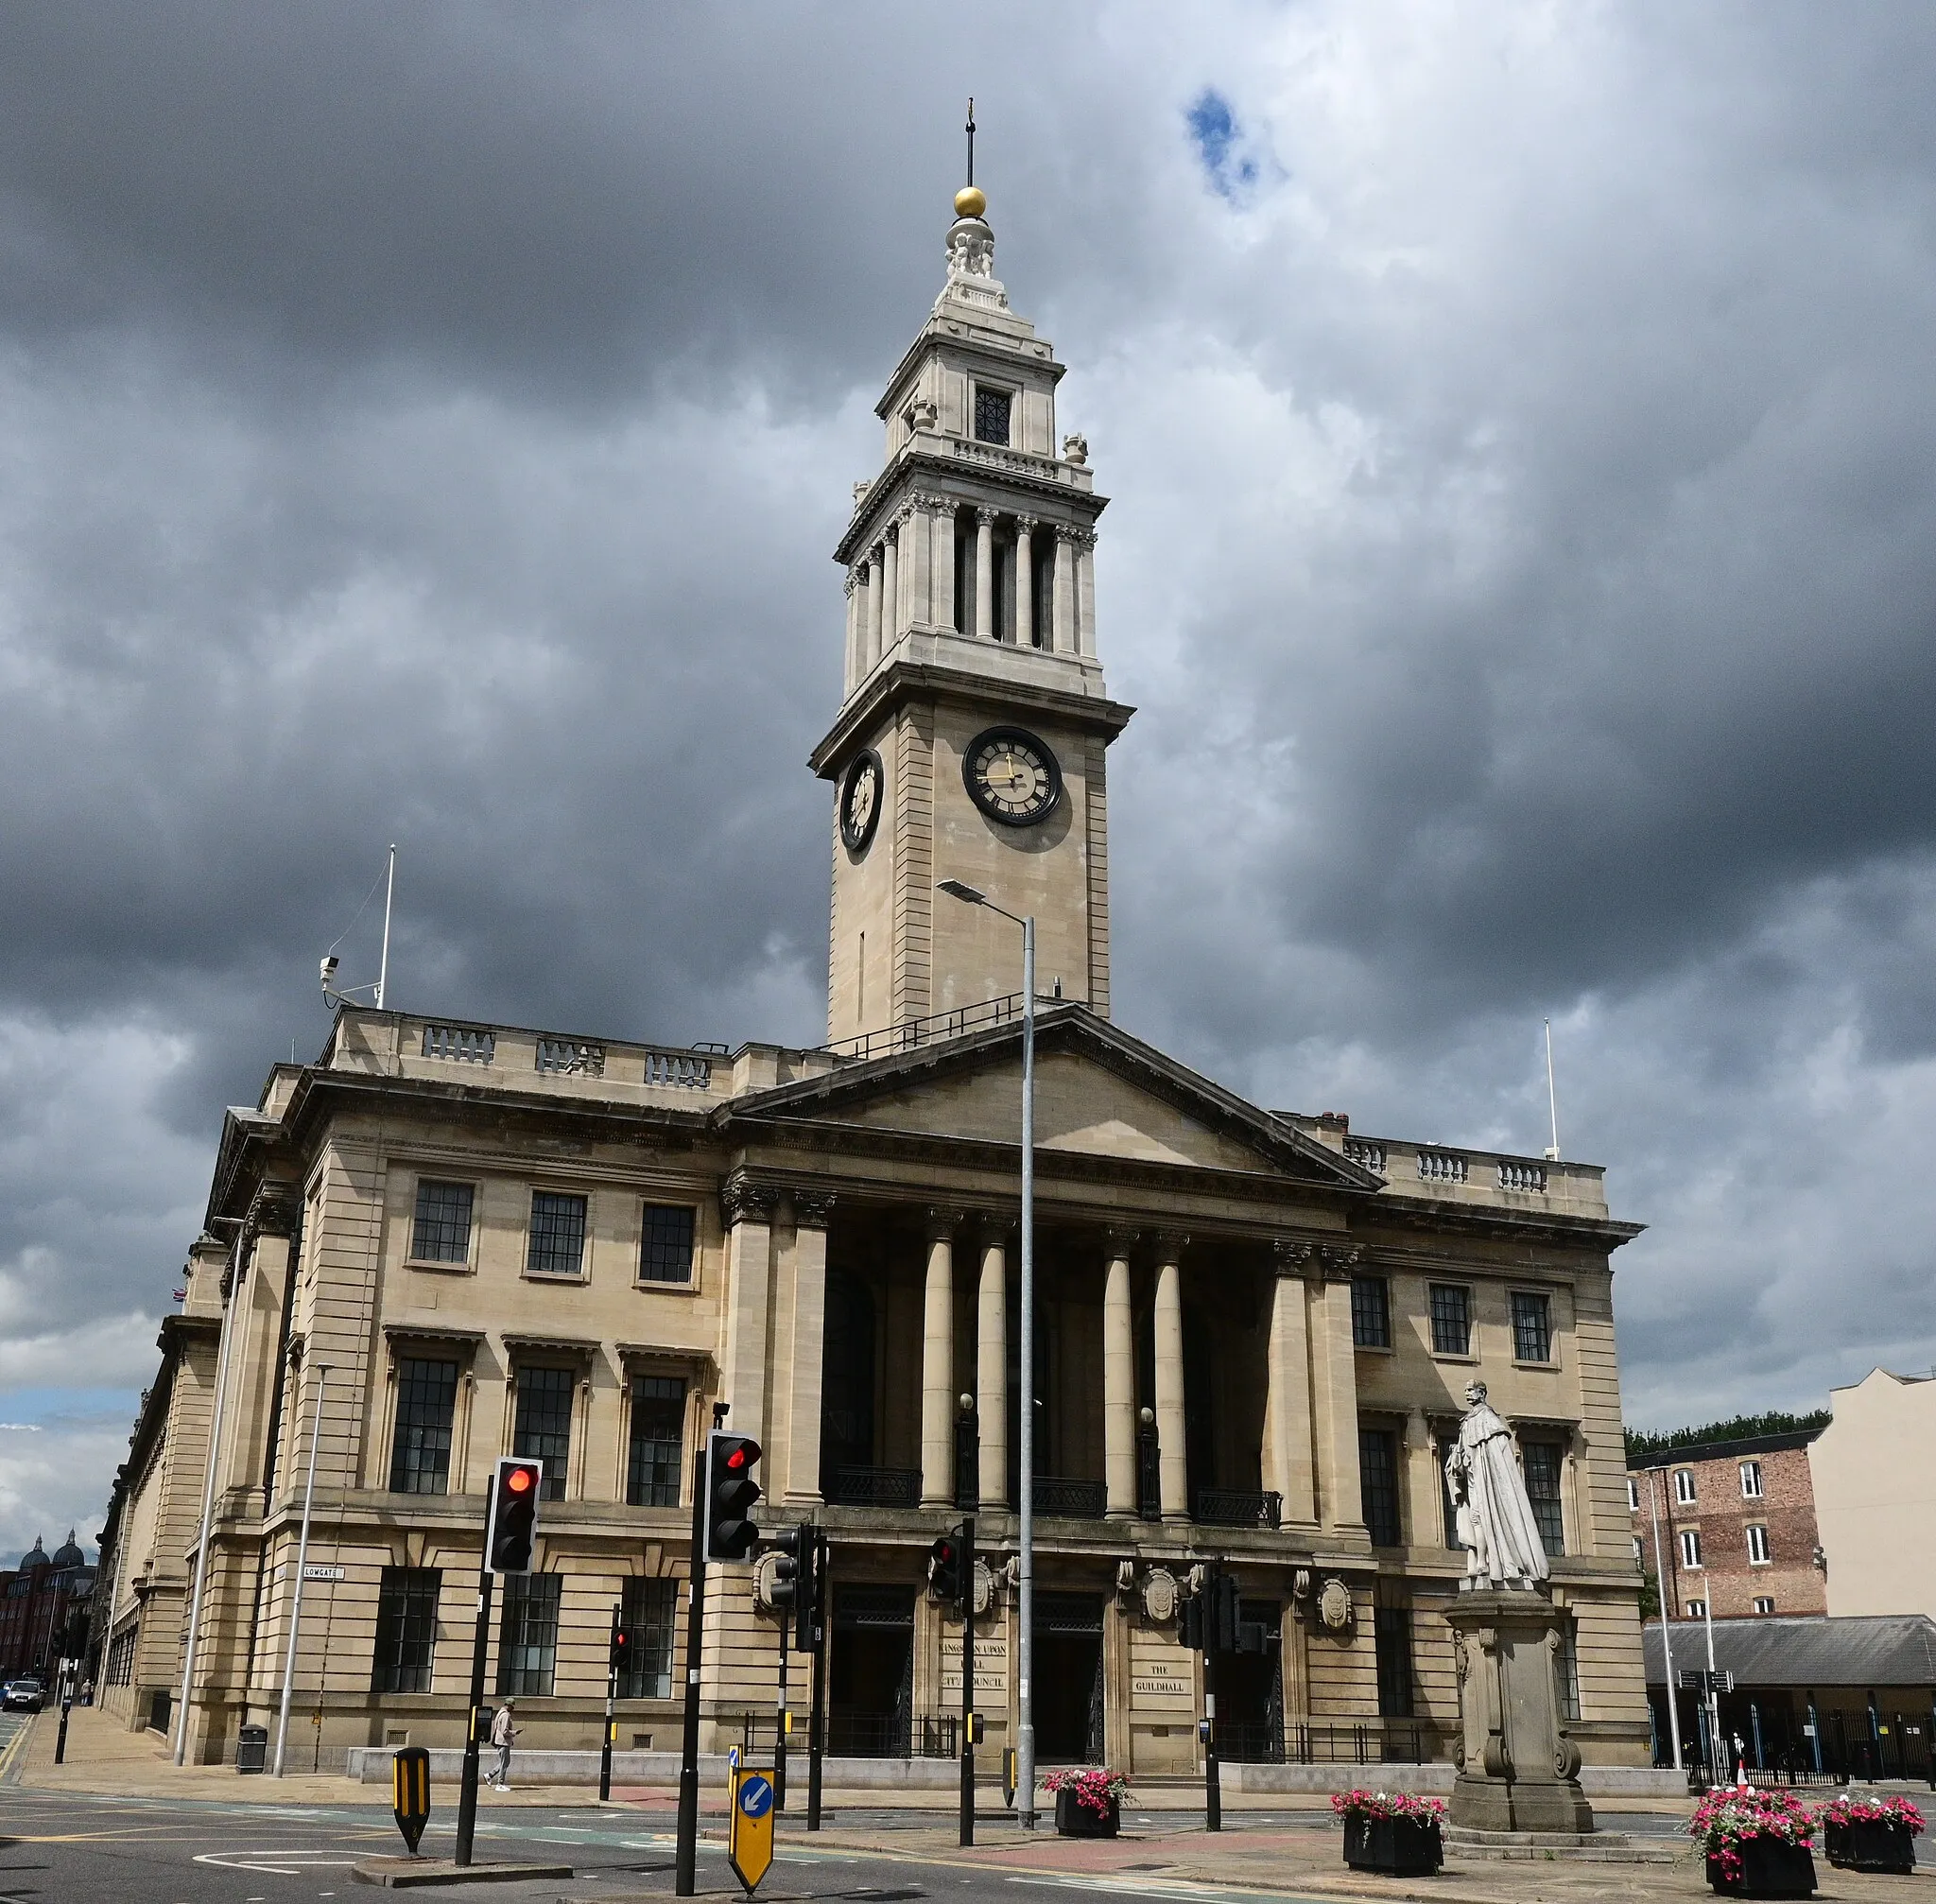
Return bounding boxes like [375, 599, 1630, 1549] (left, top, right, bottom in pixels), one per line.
[975, 508, 996, 638]
[779, 1192, 835, 1505]
[865, 548, 884, 669]
[1102, 1230, 1136, 1519]
[1263, 1244, 1317, 1525]
[1075, 528, 1098, 657]
[1153, 1235, 1188, 1522]
[881, 529, 899, 651]
[1314, 1246, 1365, 1533]
[977, 1223, 1009, 1509]
[932, 506, 959, 632]
[719, 1175, 779, 1445]
[920, 1209, 958, 1508]
[843, 571, 860, 691]
[905, 498, 934, 630]
[1012, 519, 1035, 649]
[1052, 527, 1076, 653]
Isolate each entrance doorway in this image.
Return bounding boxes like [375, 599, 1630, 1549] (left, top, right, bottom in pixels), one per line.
[830, 1583, 914, 1757]
[1219, 1599, 1283, 1761]
[1035, 1593, 1104, 1764]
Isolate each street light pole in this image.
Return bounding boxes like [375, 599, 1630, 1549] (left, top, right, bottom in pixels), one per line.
[935, 880, 1037, 1828]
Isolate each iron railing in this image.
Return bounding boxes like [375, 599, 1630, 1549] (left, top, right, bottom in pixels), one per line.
[826, 992, 1070, 1064]
[1034, 1476, 1107, 1519]
[820, 1712, 959, 1759]
[1218, 1721, 1439, 1765]
[1194, 1488, 1284, 1529]
[823, 1465, 922, 1509]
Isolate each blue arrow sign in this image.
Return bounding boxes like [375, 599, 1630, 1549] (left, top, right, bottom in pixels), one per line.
[738, 1773, 774, 1820]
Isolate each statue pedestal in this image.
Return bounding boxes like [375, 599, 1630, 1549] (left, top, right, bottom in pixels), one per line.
[1443, 1588, 1594, 1836]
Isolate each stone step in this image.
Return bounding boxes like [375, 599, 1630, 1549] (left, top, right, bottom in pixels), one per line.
[1444, 1826, 1683, 1864]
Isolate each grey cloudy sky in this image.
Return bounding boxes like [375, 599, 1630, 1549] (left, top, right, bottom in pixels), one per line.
[4, 1, 1934, 1557]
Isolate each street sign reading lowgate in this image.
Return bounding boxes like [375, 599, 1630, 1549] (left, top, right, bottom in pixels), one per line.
[728, 1767, 774, 1893]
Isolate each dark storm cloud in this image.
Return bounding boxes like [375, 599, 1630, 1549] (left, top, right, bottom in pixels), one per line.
[4, 1, 1936, 1553]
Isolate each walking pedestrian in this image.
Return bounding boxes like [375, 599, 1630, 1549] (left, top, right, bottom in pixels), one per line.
[486, 1699, 518, 1791]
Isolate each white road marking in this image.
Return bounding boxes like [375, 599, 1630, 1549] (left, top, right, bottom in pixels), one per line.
[193, 1848, 366, 1876]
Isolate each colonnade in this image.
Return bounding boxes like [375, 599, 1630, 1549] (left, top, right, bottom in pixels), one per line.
[842, 495, 1098, 691]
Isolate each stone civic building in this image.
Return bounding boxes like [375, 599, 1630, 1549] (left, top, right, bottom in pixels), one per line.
[97, 186, 1651, 1774]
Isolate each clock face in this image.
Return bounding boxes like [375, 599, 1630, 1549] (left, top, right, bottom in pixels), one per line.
[839, 750, 883, 854]
[963, 726, 1062, 827]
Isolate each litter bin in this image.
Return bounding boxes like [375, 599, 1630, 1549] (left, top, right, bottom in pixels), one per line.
[236, 1723, 268, 1774]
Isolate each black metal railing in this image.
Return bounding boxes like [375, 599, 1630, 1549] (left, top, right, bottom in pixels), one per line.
[821, 1712, 959, 1759]
[826, 993, 1065, 1064]
[1194, 1487, 1284, 1529]
[1137, 1428, 1161, 1520]
[1225, 1721, 1439, 1765]
[1034, 1475, 1107, 1518]
[823, 1465, 922, 1508]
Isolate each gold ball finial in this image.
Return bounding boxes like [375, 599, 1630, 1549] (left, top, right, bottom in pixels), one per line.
[954, 185, 987, 219]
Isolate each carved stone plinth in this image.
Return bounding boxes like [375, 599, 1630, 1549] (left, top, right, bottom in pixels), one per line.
[1444, 1588, 1594, 1837]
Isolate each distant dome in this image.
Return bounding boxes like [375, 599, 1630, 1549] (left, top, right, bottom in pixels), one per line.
[50, 1531, 83, 1568]
[19, 1537, 46, 1571]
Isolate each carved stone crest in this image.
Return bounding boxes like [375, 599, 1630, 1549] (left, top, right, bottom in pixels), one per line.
[1317, 1577, 1354, 1632]
[1141, 1566, 1179, 1625]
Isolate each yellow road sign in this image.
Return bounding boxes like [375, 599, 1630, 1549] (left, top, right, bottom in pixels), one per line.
[728, 1765, 775, 1892]
[391, 1743, 431, 1855]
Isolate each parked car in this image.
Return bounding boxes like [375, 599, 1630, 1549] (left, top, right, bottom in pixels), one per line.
[1, 1679, 44, 1712]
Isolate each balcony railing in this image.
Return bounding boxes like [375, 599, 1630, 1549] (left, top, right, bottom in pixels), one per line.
[1343, 1138, 1387, 1174]
[1193, 1488, 1284, 1530]
[1416, 1149, 1469, 1185]
[823, 1465, 922, 1509]
[1034, 1476, 1106, 1519]
[1496, 1159, 1547, 1192]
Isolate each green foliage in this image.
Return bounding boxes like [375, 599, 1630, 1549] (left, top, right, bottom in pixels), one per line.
[1625, 1410, 1830, 1463]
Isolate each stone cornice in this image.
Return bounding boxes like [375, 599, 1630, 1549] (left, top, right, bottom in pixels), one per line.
[835, 441, 1106, 567]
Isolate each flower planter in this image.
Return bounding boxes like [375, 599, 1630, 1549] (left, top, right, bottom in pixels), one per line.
[1343, 1814, 1443, 1878]
[1054, 1790, 1119, 1838]
[1824, 1819, 1915, 1874]
[1704, 1840, 1817, 1898]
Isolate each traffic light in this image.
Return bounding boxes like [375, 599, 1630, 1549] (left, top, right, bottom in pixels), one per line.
[1183, 1588, 1205, 1653]
[1213, 1573, 1241, 1655]
[485, 1455, 543, 1573]
[706, 1432, 763, 1563]
[769, 1523, 817, 1651]
[1184, 1573, 1242, 1654]
[928, 1528, 964, 1607]
[611, 1625, 633, 1674]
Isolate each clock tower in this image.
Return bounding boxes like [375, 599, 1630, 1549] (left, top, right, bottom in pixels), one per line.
[811, 184, 1133, 1045]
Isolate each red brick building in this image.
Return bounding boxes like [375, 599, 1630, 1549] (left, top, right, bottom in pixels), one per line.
[0, 1534, 96, 1683]
[1629, 1430, 1825, 1623]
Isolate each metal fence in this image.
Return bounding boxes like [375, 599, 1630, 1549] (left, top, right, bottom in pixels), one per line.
[1220, 1721, 1441, 1765]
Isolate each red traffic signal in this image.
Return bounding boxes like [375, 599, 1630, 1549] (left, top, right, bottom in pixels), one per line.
[486, 1456, 543, 1573]
[705, 1431, 763, 1563]
[927, 1531, 964, 1606]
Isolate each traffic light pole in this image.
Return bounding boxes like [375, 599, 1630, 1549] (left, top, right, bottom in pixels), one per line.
[774, 1596, 790, 1810]
[1202, 1571, 1222, 1833]
[959, 1513, 975, 1847]
[675, 1436, 710, 1897]
[807, 1532, 828, 1831]
[454, 1568, 494, 1869]
[601, 1601, 618, 1802]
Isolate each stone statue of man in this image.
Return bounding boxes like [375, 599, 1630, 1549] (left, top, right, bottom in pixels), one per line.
[1444, 1379, 1550, 1590]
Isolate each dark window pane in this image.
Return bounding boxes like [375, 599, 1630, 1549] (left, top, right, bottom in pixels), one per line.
[1523, 1441, 1565, 1555]
[1435, 1433, 1465, 1549]
[973, 386, 1011, 445]
[527, 1191, 587, 1278]
[496, 1574, 561, 1696]
[1351, 1275, 1391, 1349]
[627, 1376, 687, 1508]
[410, 1180, 474, 1265]
[1512, 1291, 1551, 1363]
[1428, 1284, 1471, 1357]
[372, 1566, 441, 1693]
[513, 1366, 575, 1501]
[1554, 1621, 1581, 1722]
[389, 1358, 458, 1496]
[1374, 1605, 1414, 1717]
[639, 1205, 695, 1285]
[618, 1577, 678, 1699]
[1358, 1427, 1402, 1547]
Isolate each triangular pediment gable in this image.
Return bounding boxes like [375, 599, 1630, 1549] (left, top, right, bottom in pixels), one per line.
[725, 1007, 1376, 1190]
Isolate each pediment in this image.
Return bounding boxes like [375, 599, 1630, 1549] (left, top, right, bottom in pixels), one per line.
[726, 1007, 1374, 1190]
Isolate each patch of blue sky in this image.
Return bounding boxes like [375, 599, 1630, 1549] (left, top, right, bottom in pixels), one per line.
[0, 1388, 140, 1428]
[1187, 88, 1263, 202]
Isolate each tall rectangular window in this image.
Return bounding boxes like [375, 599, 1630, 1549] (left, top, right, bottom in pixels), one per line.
[1374, 1606, 1414, 1717]
[389, 1357, 458, 1496]
[1680, 1528, 1703, 1569]
[1358, 1427, 1402, 1547]
[496, 1574, 562, 1696]
[618, 1577, 678, 1699]
[527, 1191, 588, 1278]
[1739, 1460, 1763, 1498]
[409, 1180, 474, 1265]
[973, 386, 1011, 445]
[1674, 1467, 1697, 1505]
[627, 1376, 687, 1508]
[1428, 1284, 1472, 1357]
[1626, 1477, 1640, 1512]
[1436, 1432, 1465, 1549]
[1512, 1291, 1552, 1363]
[638, 1205, 696, 1285]
[1746, 1524, 1772, 1565]
[372, 1566, 441, 1693]
[1351, 1275, 1392, 1349]
[1554, 1622, 1582, 1722]
[513, 1366, 575, 1501]
[1523, 1441, 1565, 1556]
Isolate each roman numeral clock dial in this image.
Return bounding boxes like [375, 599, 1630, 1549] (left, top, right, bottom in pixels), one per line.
[964, 726, 1062, 827]
[839, 750, 883, 854]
